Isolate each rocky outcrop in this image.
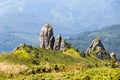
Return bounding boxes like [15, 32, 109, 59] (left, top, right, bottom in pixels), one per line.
[60, 39, 65, 50]
[39, 24, 55, 49]
[54, 35, 62, 50]
[54, 35, 65, 50]
[86, 38, 105, 53]
[110, 52, 116, 59]
[39, 24, 65, 50]
[86, 38, 110, 60]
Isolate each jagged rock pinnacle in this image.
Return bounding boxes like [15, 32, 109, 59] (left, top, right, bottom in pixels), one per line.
[39, 24, 55, 49]
[86, 38, 105, 53]
[86, 38, 110, 60]
[54, 34, 65, 50]
[39, 24, 65, 50]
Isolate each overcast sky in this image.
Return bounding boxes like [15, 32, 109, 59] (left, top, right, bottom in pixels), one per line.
[0, 0, 120, 35]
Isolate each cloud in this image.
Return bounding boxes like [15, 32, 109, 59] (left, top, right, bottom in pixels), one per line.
[18, 7, 24, 12]
[0, 0, 120, 33]
[0, 0, 28, 14]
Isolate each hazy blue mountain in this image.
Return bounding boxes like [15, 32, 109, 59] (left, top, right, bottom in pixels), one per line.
[0, 0, 120, 52]
[0, 0, 120, 35]
[69, 25, 120, 59]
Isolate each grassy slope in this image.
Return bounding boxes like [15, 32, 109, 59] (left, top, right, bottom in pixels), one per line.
[0, 45, 102, 67]
[0, 44, 119, 79]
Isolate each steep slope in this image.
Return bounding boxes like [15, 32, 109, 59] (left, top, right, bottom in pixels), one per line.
[69, 25, 120, 59]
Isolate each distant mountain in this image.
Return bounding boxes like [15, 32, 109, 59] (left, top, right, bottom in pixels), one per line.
[0, 32, 39, 53]
[1, 0, 120, 35]
[69, 25, 120, 59]
[1, 0, 120, 52]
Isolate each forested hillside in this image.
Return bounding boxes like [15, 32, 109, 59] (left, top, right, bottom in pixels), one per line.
[69, 25, 120, 59]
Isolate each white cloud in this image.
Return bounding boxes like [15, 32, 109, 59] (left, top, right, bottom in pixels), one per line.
[18, 7, 24, 12]
[0, 0, 28, 14]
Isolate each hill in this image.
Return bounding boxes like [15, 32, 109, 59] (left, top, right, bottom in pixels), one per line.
[69, 25, 120, 59]
[0, 43, 115, 79]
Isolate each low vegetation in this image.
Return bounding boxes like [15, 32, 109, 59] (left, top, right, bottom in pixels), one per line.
[0, 44, 119, 79]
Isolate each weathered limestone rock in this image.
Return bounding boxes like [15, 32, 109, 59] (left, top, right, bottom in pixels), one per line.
[40, 24, 66, 50]
[86, 38, 105, 53]
[54, 35, 62, 50]
[39, 24, 55, 49]
[60, 39, 65, 50]
[110, 52, 116, 59]
[86, 38, 110, 60]
[54, 34, 65, 50]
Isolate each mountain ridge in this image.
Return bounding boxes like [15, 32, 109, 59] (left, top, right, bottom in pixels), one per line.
[69, 25, 120, 59]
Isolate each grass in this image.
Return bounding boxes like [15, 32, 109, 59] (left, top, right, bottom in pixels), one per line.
[4, 68, 119, 80]
[64, 48, 80, 58]
[0, 44, 119, 79]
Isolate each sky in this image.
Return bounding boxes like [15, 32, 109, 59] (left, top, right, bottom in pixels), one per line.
[0, 0, 120, 35]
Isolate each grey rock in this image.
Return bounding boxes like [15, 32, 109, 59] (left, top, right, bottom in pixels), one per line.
[49, 36, 55, 49]
[54, 35, 62, 50]
[97, 52, 103, 60]
[86, 38, 110, 60]
[39, 24, 54, 49]
[110, 52, 116, 59]
[54, 34, 65, 50]
[13, 43, 27, 51]
[86, 38, 105, 53]
[60, 39, 65, 50]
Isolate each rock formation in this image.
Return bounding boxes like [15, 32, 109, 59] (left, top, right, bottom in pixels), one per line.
[110, 52, 116, 59]
[86, 38, 110, 60]
[54, 35, 65, 50]
[39, 24, 55, 49]
[54, 35, 62, 50]
[60, 39, 65, 50]
[86, 38, 105, 53]
[39, 24, 65, 50]
[14, 43, 30, 51]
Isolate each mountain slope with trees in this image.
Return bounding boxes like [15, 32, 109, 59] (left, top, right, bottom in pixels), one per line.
[69, 25, 120, 59]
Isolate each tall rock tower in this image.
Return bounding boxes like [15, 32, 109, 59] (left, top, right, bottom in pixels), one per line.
[54, 35, 62, 50]
[53, 34, 65, 50]
[39, 24, 55, 49]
